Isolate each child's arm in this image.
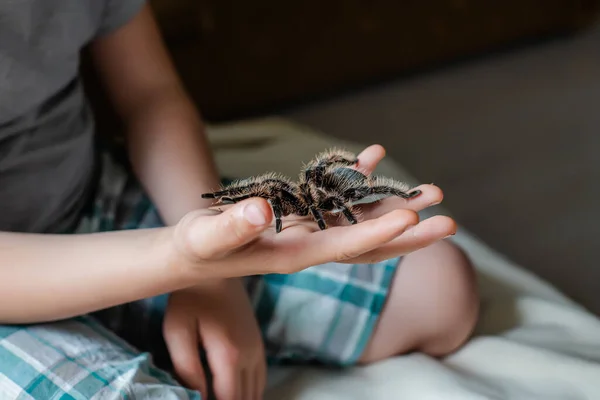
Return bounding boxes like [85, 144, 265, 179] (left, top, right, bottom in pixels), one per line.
[0, 226, 178, 323]
[0, 200, 278, 324]
[88, 4, 219, 226]
[0, 197, 428, 325]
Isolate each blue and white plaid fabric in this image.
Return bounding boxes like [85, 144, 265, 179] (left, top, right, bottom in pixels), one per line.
[0, 151, 401, 399]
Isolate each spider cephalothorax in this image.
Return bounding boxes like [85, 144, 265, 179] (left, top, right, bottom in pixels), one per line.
[201, 148, 421, 233]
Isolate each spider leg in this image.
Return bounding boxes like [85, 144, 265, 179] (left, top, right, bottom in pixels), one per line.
[305, 149, 359, 186]
[305, 166, 326, 187]
[269, 198, 284, 233]
[342, 208, 357, 224]
[201, 191, 222, 199]
[280, 190, 308, 216]
[365, 176, 422, 200]
[212, 194, 252, 204]
[315, 148, 359, 167]
[342, 183, 421, 207]
[370, 186, 421, 199]
[201, 186, 256, 199]
[321, 196, 359, 225]
[408, 189, 421, 198]
[310, 207, 327, 230]
[332, 200, 358, 225]
[202, 173, 295, 200]
[323, 155, 358, 166]
[341, 187, 370, 203]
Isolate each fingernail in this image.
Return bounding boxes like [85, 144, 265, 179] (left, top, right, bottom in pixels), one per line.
[243, 204, 267, 226]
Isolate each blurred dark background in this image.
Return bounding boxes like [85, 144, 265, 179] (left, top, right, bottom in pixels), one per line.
[91, 1, 600, 313]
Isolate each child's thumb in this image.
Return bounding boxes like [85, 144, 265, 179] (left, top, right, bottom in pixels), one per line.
[184, 198, 273, 260]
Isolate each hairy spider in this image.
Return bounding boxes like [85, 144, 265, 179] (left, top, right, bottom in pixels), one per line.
[201, 148, 421, 233]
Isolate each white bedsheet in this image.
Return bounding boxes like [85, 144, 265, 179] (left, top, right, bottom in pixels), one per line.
[206, 118, 600, 400]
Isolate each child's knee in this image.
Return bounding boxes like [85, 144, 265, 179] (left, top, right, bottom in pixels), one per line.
[411, 240, 479, 356]
[358, 240, 479, 364]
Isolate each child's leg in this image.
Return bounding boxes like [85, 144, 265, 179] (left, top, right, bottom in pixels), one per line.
[357, 240, 479, 363]
[0, 317, 200, 399]
[249, 239, 479, 367]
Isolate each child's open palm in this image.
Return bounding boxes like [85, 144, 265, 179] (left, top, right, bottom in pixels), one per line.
[170, 145, 455, 277]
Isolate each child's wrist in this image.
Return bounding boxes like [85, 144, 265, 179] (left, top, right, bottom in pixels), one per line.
[161, 216, 224, 285]
[159, 224, 202, 285]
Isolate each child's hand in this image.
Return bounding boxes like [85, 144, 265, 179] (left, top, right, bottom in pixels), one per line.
[168, 145, 456, 280]
[168, 191, 448, 279]
[163, 279, 265, 400]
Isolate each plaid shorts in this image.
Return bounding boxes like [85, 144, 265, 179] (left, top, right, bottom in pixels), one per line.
[0, 151, 402, 399]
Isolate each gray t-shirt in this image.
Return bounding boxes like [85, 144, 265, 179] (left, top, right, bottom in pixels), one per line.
[0, 0, 145, 233]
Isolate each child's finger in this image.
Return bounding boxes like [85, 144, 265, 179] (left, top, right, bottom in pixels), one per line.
[162, 313, 208, 394]
[183, 198, 273, 260]
[254, 362, 267, 400]
[278, 208, 419, 273]
[348, 215, 457, 264]
[208, 348, 242, 400]
[354, 144, 386, 175]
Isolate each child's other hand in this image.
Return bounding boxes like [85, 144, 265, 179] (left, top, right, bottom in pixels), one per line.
[163, 279, 265, 400]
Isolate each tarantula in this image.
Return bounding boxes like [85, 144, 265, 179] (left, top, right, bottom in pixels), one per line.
[201, 148, 421, 233]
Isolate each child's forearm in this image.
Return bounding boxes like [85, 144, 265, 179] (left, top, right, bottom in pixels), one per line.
[0, 227, 189, 324]
[124, 89, 221, 225]
[89, 6, 221, 226]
